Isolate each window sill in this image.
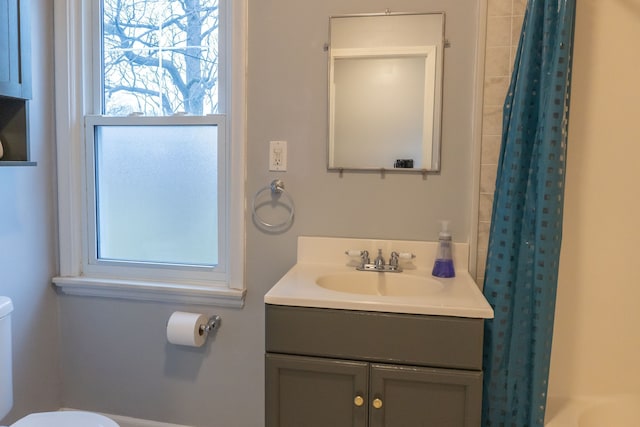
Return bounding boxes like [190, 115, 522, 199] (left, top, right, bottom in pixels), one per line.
[52, 276, 246, 307]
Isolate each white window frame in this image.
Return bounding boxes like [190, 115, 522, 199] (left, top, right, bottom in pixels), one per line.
[52, 0, 247, 307]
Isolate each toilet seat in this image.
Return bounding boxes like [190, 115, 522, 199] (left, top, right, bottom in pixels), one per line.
[11, 411, 119, 427]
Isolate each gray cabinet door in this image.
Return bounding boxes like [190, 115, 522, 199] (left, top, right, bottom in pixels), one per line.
[0, 0, 30, 99]
[369, 364, 482, 427]
[266, 354, 368, 427]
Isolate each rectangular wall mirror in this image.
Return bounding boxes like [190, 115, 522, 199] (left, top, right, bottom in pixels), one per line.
[328, 13, 445, 172]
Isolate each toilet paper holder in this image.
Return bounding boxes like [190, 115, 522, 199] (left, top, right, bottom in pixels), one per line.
[200, 315, 222, 335]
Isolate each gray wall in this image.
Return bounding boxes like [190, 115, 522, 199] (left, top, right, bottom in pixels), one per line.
[0, 1, 60, 424]
[56, 1, 480, 426]
[249, 0, 478, 242]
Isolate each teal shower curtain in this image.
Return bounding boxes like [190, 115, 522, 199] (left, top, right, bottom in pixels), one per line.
[482, 0, 576, 426]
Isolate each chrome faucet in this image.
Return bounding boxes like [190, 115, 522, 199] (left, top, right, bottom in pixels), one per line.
[352, 249, 403, 272]
[374, 249, 385, 269]
[346, 249, 414, 273]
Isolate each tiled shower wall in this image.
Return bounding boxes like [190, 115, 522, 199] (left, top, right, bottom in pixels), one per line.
[476, 0, 526, 284]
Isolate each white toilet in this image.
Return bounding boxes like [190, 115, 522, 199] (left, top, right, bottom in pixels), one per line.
[0, 296, 119, 427]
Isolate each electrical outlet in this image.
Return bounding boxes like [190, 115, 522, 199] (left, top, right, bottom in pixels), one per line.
[269, 140, 287, 171]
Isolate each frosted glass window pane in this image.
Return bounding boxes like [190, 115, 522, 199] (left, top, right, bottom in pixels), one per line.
[95, 125, 218, 266]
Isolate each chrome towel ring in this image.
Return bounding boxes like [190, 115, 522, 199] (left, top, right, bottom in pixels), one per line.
[252, 179, 295, 229]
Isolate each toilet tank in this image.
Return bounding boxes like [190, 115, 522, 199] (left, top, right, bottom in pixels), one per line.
[0, 296, 13, 420]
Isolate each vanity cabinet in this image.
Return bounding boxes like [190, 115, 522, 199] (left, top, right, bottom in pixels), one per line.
[0, 0, 34, 165]
[266, 305, 484, 427]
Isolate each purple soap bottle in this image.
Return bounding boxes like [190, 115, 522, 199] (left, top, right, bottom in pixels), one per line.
[432, 221, 455, 278]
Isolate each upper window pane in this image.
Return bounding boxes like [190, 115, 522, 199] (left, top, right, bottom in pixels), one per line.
[102, 0, 220, 116]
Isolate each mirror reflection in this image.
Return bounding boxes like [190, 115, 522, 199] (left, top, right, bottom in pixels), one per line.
[328, 13, 445, 172]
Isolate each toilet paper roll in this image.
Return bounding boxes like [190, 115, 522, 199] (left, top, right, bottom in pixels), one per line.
[166, 311, 209, 347]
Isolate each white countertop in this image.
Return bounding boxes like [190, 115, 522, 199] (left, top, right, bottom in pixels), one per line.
[264, 236, 494, 319]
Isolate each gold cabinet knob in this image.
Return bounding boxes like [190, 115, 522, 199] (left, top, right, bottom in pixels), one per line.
[372, 398, 383, 409]
[353, 395, 364, 407]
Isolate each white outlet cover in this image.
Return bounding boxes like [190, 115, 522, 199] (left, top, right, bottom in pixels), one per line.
[269, 140, 287, 171]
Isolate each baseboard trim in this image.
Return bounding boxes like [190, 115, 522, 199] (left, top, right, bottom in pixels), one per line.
[61, 408, 192, 427]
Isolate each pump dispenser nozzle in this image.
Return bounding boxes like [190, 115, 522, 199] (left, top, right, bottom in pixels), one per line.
[432, 221, 455, 278]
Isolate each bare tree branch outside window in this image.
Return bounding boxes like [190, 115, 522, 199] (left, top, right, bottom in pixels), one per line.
[102, 0, 219, 116]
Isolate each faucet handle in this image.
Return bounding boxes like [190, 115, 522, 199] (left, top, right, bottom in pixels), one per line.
[345, 249, 370, 265]
[389, 251, 400, 267]
[345, 250, 363, 257]
[389, 251, 415, 268]
[397, 252, 416, 260]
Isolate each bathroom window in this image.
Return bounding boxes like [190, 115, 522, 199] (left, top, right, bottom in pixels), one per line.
[53, 0, 247, 306]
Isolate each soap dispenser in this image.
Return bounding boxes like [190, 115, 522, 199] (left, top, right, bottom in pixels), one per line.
[432, 221, 455, 278]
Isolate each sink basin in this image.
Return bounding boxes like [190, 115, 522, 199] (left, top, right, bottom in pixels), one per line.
[315, 272, 444, 297]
